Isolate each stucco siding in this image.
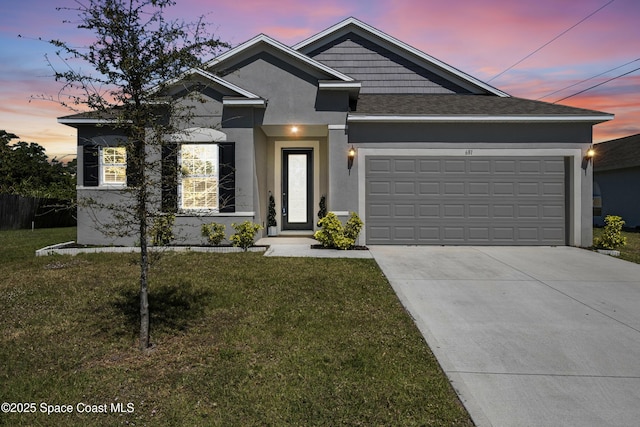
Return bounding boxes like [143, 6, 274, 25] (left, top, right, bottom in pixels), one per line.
[218, 51, 349, 126]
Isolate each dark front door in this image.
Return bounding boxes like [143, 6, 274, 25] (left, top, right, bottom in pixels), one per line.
[282, 149, 313, 230]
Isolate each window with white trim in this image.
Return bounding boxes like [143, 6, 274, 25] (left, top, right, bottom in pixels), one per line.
[179, 144, 219, 210]
[100, 147, 127, 186]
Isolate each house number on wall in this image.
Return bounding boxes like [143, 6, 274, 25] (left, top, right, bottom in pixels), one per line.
[465, 149, 473, 155]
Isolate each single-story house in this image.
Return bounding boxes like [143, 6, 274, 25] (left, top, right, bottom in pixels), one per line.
[59, 17, 613, 247]
[593, 133, 640, 228]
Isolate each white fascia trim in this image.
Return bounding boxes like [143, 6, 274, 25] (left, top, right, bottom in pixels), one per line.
[293, 17, 509, 97]
[57, 118, 127, 125]
[347, 114, 615, 123]
[205, 34, 354, 82]
[328, 124, 347, 130]
[222, 98, 266, 107]
[146, 68, 261, 99]
[193, 69, 262, 99]
[319, 81, 362, 90]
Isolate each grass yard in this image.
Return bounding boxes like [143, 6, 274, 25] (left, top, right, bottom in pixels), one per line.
[0, 228, 472, 426]
[593, 228, 640, 264]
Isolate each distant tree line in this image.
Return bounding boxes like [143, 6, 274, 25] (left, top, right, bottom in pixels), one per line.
[0, 130, 76, 200]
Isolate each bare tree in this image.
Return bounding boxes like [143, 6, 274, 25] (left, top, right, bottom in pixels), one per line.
[47, 0, 228, 350]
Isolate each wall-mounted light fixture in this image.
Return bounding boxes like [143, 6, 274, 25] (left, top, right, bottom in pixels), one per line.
[347, 145, 356, 175]
[582, 146, 595, 170]
[291, 126, 299, 134]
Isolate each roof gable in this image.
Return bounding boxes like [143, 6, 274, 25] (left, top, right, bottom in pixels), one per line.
[294, 17, 508, 97]
[204, 34, 355, 83]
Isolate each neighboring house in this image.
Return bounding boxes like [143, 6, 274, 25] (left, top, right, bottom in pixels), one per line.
[593, 133, 640, 229]
[59, 17, 613, 247]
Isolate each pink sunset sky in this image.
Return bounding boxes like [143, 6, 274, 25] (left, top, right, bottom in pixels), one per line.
[1, 0, 638, 159]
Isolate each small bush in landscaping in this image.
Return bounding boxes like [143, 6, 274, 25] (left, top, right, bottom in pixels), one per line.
[314, 212, 363, 250]
[317, 195, 327, 227]
[149, 213, 175, 246]
[201, 222, 226, 246]
[594, 215, 627, 250]
[267, 194, 277, 228]
[230, 221, 263, 251]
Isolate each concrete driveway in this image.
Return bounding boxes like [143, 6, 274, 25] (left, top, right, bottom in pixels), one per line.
[369, 246, 640, 427]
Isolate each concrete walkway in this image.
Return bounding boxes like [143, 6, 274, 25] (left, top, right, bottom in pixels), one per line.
[369, 246, 640, 427]
[257, 236, 373, 258]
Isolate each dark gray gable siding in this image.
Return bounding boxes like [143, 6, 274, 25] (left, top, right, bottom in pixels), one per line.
[307, 32, 471, 95]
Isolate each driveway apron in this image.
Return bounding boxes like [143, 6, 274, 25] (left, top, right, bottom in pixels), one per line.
[369, 246, 640, 427]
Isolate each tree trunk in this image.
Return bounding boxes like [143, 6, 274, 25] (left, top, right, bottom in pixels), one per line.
[138, 145, 150, 350]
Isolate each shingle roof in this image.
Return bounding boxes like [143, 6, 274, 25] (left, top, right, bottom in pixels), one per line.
[353, 94, 611, 119]
[594, 133, 640, 172]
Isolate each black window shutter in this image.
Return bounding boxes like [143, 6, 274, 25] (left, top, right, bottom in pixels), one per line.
[126, 146, 139, 188]
[83, 145, 99, 187]
[219, 142, 235, 212]
[162, 142, 178, 213]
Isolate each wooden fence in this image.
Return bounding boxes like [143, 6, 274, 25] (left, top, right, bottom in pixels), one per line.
[0, 194, 76, 230]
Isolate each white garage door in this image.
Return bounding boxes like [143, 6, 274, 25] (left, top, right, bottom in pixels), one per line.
[365, 156, 567, 245]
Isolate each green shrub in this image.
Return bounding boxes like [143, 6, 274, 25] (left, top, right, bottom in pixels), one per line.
[149, 213, 175, 246]
[201, 222, 226, 246]
[267, 194, 277, 227]
[317, 195, 327, 227]
[230, 221, 263, 251]
[314, 212, 363, 250]
[594, 215, 627, 250]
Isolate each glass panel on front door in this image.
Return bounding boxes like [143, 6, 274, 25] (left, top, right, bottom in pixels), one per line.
[287, 154, 307, 223]
[282, 149, 313, 230]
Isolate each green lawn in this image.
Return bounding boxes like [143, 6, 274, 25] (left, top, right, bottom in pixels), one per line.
[0, 228, 472, 426]
[593, 228, 640, 264]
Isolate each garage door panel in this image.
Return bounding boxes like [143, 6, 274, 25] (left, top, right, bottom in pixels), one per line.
[394, 181, 416, 194]
[444, 227, 465, 240]
[494, 160, 517, 173]
[544, 160, 565, 173]
[394, 159, 416, 172]
[368, 204, 392, 219]
[518, 182, 540, 195]
[469, 227, 490, 240]
[419, 182, 440, 195]
[493, 182, 515, 195]
[419, 204, 440, 217]
[394, 204, 415, 217]
[519, 160, 543, 173]
[542, 205, 564, 218]
[419, 159, 441, 173]
[444, 182, 465, 195]
[469, 182, 490, 195]
[444, 160, 466, 173]
[469, 204, 490, 218]
[369, 181, 391, 195]
[368, 158, 391, 173]
[470, 160, 491, 173]
[366, 156, 566, 245]
[543, 182, 564, 195]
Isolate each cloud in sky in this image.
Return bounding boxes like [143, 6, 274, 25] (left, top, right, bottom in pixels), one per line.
[1, 0, 638, 157]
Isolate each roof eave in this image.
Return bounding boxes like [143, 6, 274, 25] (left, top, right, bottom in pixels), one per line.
[347, 114, 615, 123]
[57, 117, 125, 127]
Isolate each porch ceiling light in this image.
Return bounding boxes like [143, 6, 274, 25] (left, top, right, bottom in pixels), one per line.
[347, 145, 356, 175]
[291, 126, 299, 134]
